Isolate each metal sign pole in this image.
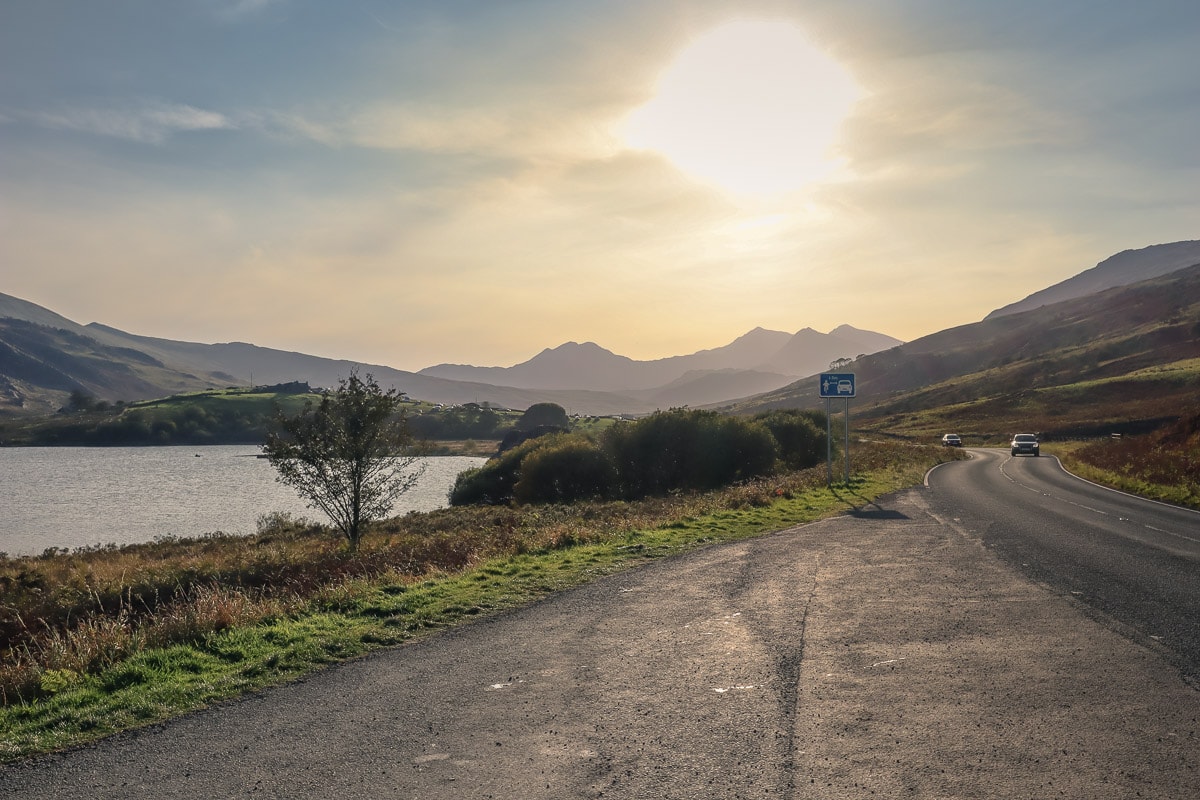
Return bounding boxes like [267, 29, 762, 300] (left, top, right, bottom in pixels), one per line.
[825, 398, 833, 486]
[844, 397, 851, 484]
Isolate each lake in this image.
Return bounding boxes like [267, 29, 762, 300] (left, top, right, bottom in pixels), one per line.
[0, 446, 485, 557]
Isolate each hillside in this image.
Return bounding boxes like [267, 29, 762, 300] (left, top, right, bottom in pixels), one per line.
[731, 263, 1200, 440]
[0, 385, 531, 449]
[987, 240, 1200, 319]
[0, 318, 236, 416]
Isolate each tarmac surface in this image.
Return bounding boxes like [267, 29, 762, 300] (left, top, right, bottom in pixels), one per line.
[1, 483, 1197, 798]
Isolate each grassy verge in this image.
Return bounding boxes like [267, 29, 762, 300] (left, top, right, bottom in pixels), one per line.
[0, 441, 953, 763]
[1049, 440, 1200, 509]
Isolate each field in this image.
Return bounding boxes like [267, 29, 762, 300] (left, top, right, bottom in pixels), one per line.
[0, 386, 529, 448]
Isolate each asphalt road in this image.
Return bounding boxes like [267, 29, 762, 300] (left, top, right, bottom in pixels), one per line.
[925, 447, 1200, 682]
[2, 459, 1198, 798]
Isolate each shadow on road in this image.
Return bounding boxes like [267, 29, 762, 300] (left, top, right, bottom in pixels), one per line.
[831, 487, 911, 520]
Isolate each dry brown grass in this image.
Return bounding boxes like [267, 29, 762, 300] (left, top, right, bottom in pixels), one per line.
[0, 462, 846, 705]
[0, 439, 950, 706]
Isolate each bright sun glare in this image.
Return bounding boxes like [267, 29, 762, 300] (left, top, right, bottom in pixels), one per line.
[623, 20, 862, 196]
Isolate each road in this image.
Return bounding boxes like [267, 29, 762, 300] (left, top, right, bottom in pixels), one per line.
[2, 456, 1198, 798]
[925, 447, 1200, 682]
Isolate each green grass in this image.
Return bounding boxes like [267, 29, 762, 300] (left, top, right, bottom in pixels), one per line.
[0, 387, 528, 447]
[0, 445, 939, 763]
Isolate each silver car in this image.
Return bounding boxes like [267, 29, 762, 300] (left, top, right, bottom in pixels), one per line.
[1011, 433, 1040, 456]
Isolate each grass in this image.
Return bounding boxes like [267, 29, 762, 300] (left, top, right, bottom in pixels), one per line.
[0, 439, 955, 763]
[853, 356, 1200, 445]
[0, 387, 525, 447]
[1048, 409, 1200, 509]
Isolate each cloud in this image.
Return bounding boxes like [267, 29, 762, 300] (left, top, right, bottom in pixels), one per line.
[210, 0, 286, 22]
[29, 102, 235, 144]
[262, 99, 623, 165]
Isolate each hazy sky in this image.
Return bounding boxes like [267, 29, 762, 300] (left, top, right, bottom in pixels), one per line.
[2, 1, 1198, 371]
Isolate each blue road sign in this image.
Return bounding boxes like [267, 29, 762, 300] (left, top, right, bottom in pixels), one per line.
[819, 372, 855, 398]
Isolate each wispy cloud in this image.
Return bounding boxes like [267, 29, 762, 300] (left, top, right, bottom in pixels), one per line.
[263, 101, 622, 162]
[210, 0, 286, 22]
[29, 102, 234, 144]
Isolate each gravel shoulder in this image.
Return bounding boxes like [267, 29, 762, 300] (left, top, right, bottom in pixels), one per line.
[2, 486, 1196, 798]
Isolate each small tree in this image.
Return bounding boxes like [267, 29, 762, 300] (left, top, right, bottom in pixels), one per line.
[263, 372, 423, 551]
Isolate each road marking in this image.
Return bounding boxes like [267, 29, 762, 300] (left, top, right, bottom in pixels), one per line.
[871, 658, 905, 668]
[1143, 524, 1200, 545]
[949, 449, 1200, 546]
[1066, 501, 1108, 515]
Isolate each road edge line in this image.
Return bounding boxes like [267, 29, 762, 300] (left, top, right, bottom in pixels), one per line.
[1049, 454, 1200, 516]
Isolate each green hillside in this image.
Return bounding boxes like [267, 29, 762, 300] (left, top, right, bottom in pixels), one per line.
[0, 384, 534, 450]
[0, 318, 232, 417]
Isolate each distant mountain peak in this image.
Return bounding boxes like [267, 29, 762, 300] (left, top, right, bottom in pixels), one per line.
[549, 340, 607, 352]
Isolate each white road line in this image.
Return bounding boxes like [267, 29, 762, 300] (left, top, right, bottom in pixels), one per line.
[993, 450, 1198, 544]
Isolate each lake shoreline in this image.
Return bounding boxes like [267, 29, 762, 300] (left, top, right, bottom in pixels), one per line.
[0, 446, 484, 557]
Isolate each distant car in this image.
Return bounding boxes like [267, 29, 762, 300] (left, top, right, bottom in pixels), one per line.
[1011, 433, 1040, 456]
[941, 434, 962, 447]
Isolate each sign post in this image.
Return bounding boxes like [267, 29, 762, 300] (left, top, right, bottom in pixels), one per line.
[819, 373, 855, 486]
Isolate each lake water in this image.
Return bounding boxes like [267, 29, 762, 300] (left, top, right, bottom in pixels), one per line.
[0, 446, 485, 557]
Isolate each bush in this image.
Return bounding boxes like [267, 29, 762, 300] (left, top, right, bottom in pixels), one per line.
[453, 408, 793, 507]
[498, 424, 565, 453]
[513, 437, 618, 504]
[601, 409, 778, 497]
[755, 409, 829, 469]
[448, 434, 560, 506]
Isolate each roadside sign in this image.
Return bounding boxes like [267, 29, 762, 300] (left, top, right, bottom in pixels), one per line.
[819, 372, 855, 485]
[819, 372, 855, 398]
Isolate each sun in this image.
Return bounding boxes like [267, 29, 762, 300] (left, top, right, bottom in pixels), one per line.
[622, 19, 862, 197]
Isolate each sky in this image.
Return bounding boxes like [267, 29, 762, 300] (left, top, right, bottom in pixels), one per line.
[2, 0, 1198, 372]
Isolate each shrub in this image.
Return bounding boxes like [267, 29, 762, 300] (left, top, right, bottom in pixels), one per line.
[453, 409, 795, 507]
[755, 409, 829, 469]
[448, 434, 561, 506]
[513, 437, 618, 504]
[601, 409, 778, 497]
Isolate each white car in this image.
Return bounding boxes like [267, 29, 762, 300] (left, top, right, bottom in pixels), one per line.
[1011, 433, 1040, 456]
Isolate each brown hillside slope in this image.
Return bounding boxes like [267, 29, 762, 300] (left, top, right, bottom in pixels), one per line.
[732, 263, 1200, 439]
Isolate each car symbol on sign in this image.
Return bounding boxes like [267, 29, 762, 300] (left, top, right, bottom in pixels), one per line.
[836, 380, 853, 394]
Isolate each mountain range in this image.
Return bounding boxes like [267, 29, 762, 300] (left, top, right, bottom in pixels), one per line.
[0, 291, 899, 417]
[3, 240, 1198, 420]
[419, 325, 901, 393]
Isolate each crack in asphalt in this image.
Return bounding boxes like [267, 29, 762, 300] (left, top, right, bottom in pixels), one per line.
[774, 554, 821, 800]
